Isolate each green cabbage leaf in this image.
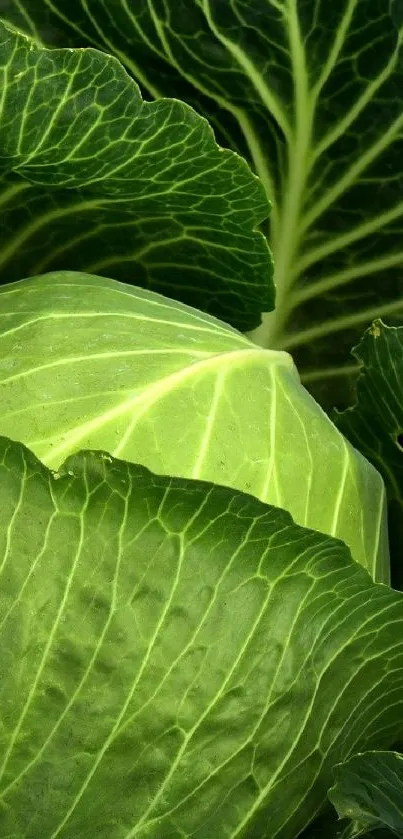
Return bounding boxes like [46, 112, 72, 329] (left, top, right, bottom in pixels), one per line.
[334, 321, 403, 587]
[0, 270, 389, 581]
[0, 19, 273, 331]
[0, 436, 403, 839]
[329, 751, 403, 836]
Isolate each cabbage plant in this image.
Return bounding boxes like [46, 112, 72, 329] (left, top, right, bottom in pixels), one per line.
[0, 8, 403, 839]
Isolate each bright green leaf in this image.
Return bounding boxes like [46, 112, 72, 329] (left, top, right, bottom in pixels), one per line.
[1, 436, 403, 838]
[0, 270, 390, 581]
[0, 19, 273, 332]
[329, 751, 403, 837]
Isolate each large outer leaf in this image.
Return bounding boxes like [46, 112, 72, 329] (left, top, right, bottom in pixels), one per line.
[0, 270, 389, 581]
[0, 19, 273, 332]
[1, 436, 403, 838]
[329, 751, 403, 836]
[334, 320, 403, 588]
[2, 0, 403, 407]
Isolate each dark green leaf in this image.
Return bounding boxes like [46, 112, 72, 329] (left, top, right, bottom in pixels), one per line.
[2, 1, 403, 407]
[0, 19, 273, 331]
[329, 751, 403, 836]
[334, 320, 403, 588]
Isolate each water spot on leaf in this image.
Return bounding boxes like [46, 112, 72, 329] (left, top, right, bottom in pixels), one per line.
[369, 321, 381, 338]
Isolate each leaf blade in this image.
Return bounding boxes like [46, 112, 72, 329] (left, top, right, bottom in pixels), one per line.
[333, 320, 403, 587]
[0, 270, 389, 581]
[0, 19, 274, 331]
[329, 751, 403, 837]
[0, 437, 403, 837]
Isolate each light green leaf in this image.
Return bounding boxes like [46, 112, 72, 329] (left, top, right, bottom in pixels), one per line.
[0, 270, 390, 581]
[329, 751, 403, 836]
[0, 19, 273, 332]
[5, 0, 403, 407]
[1, 436, 403, 838]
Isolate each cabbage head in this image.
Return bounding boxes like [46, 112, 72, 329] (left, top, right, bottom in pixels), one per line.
[0, 270, 389, 582]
